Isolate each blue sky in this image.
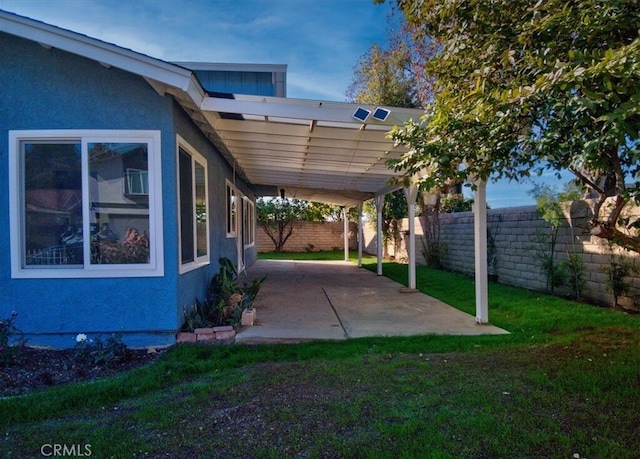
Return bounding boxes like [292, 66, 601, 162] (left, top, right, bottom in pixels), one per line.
[1, 0, 569, 207]
[1, 0, 390, 101]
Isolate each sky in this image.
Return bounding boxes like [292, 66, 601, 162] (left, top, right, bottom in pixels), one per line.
[1, 0, 570, 208]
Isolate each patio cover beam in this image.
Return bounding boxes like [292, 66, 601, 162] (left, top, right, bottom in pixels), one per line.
[200, 94, 424, 207]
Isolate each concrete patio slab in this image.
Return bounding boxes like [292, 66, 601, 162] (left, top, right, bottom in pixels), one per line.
[235, 259, 509, 343]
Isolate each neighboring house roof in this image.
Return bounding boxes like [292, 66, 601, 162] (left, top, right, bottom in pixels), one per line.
[0, 9, 424, 207]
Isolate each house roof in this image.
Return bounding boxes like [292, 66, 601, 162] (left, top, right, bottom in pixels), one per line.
[0, 9, 424, 207]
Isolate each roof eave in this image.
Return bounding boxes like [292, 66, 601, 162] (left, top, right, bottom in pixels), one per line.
[0, 10, 200, 98]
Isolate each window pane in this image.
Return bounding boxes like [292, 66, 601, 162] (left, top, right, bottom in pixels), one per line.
[24, 142, 83, 266]
[125, 168, 149, 195]
[195, 162, 207, 258]
[89, 143, 150, 264]
[243, 199, 249, 244]
[227, 184, 236, 235]
[179, 148, 194, 264]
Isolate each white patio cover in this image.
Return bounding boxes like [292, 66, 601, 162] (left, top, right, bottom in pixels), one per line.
[199, 94, 424, 206]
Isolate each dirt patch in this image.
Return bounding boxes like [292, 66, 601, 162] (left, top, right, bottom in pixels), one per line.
[0, 346, 164, 397]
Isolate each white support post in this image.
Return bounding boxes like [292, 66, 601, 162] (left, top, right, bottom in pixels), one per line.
[473, 180, 489, 323]
[375, 194, 384, 276]
[404, 184, 418, 291]
[357, 202, 363, 267]
[343, 206, 350, 262]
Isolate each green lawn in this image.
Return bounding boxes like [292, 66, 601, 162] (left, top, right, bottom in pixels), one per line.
[2, 253, 639, 458]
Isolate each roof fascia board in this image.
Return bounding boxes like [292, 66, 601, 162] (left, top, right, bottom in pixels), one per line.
[0, 10, 202, 99]
[201, 94, 423, 127]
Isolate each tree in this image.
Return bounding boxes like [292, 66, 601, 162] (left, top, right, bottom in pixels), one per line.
[362, 189, 408, 258]
[304, 202, 344, 222]
[256, 198, 303, 252]
[347, 43, 420, 108]
[256, 198, 342, 252]
[348, 13, 441, 257]
[385, 0, 640, 253]
[529, 183, 584, 295]
[347, 7, 439, 108]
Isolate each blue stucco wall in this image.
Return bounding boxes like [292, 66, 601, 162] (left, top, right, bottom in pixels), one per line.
[0, 33, 180, 348]
[0, 32, 259, 348]
[172, 104, 258, 321]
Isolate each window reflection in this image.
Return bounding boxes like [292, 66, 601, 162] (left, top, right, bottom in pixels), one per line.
[89, 143, 150, 264]
[24, 142, 84, 265]
[195, 162, 207, 257]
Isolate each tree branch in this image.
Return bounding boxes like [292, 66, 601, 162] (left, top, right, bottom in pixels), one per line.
[569, 167, 604, 195]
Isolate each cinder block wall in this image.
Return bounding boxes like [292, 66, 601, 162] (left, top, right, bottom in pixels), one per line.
[363, 203, 640, 308]
[258, 221, 357, 252]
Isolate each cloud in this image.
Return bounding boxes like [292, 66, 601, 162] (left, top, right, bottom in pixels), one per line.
[2, 0, 389, 101]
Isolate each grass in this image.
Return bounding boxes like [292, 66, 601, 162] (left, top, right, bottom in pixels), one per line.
[2, 252, 639, 458]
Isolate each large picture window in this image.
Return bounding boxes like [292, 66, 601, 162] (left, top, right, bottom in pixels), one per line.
[9, 130, 163, 278]
[178, 138, 209, 273]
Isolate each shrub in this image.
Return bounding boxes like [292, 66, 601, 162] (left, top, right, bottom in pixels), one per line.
[73, 333, 129, 368]
[0, 311, 20, 366]
[604, 254, 638, 308]
[181, 258, 266, 331]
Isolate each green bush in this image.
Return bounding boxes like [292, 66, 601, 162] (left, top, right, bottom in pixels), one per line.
[73, 333, 128, 368]
[181, 258, 265, 331]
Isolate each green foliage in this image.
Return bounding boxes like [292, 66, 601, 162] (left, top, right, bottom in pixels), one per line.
[420, 193, 471, 269]
[529, 183, 582, 295]
[363, 189, 410, 258]
[0, 311, 20, 366]
[347, 5, 439, 108]
[2, 260, 639, 457]
[439, 194, 473, 213]
[182, 258, 266, 331]
[604, 253, 638, 308]
[347, 14, 436, 258]
[256, 198, 342, 252]
[256, 197, 300, 252]
[182, 298, 220, 331]
[73, 333, 128, 368]
[420, 196, 446, 268]
[0, 311, 18, 349]
[487, 224, 499, 277]
[304, 202, 344, 222]
[562, 251, 587, 301]
[388, 0, 640, 253]
[347, 43, 420, 108]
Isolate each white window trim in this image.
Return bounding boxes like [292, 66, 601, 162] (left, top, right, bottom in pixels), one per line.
[9, 130, 164, 279]
[226, 179, 237, 238]
[243, 197, 255, 249]
[177, 136, 210, 274]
